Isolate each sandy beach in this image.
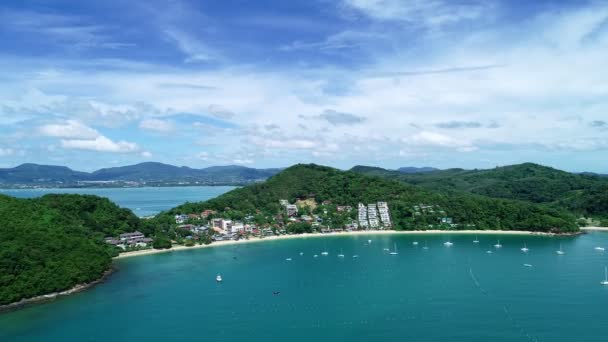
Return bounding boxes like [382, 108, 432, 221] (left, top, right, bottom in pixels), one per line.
[580, 227, 608, 231]
[114, 229, 565, 259]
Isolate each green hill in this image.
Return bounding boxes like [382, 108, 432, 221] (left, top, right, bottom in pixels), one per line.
[158, 164, 578, 233]
[0, 194, 141, 306]
[350, 163, 608, 218]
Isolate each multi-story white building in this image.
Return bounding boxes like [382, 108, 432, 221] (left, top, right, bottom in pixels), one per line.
[286, 204, 298, 217]
[377, 201, 391, 228]
[358, 203, 368, 229]
[368, 203, 379, 229]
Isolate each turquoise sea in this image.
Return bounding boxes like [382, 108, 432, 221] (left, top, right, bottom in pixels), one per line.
[0, 186, 236, 217]
[2, 232, 608, 341]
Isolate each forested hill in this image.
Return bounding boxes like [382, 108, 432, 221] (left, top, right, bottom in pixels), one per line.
[0, 194, 141, 306]
[159, 164, 578, 233]
[351, 163, 608, 218]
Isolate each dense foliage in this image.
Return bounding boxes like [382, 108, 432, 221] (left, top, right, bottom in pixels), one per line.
[158, 164, 578, 233]
[352, 163, 608, 218]
[0, 194, 141, 306]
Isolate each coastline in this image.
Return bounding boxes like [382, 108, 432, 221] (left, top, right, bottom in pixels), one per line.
[0, 267, 115, 314]
[581, 227, 608, 231]
[114, 229, 568, 260]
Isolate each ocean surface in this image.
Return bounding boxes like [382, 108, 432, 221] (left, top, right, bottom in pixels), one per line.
[0, 186, 236, 217]
[2, 232, 608, 341]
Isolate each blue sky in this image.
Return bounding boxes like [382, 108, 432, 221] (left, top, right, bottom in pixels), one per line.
[1, 0, 608, 172]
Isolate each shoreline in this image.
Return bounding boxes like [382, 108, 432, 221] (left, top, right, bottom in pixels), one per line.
[114, 229, 573, 260]
[581, 227, 608, 231]
[0, 267, 115, 314]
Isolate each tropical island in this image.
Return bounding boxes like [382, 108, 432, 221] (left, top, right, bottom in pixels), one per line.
[2, 162, 607, 310]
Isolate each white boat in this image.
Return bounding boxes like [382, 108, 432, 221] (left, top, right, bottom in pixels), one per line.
[523, 263, 533, 268]
[337, 249, 345, 258]
[352, 255, 359, 258]
[313, 254, 318, 258]
[389, 243, 399, 255]
[383, 247, 390, 252]
[285, 257, 292, 261]
[486, 246, 493, 254]
[601, 267, 608, 286]
[473, 235, 479, 244]
[443, 241, 453, 247]
[299, 252, 304, 256]
[595, 247, 605, 251]
[494, 240, 502, 248]
[368, 239, 372, 244]
[321, 251, 329, 256]
[412, 241, 419, 245]
[422, 241, 429, 250]
[216, 274, 222, 282]
[556, 243, 565, 255]
[520, 243, 529, 253]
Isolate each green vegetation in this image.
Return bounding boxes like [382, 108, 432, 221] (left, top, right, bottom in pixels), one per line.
[352, 163, 608, 218]
[0, 194, 141, 306]
[158, 164, 578, 233]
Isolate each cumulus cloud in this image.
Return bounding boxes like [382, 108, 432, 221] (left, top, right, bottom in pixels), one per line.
[139, 118, 175, 133]
[38, 120, 100, 139]
[60, 136, 139, 153]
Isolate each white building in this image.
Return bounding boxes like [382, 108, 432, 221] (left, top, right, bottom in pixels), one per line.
[368, 203, 379, 229]
[232, 222, 245, 233]
[286, 204, 298, 217]
[358, 203, 368, 229]
[377, 201, 391, 228]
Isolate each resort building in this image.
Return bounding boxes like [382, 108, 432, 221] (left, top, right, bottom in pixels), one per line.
[286, 204, 298, 217]
[368, 203, 379, 229]
[377, 202, 392, 228]
[358, 203, 368, 229]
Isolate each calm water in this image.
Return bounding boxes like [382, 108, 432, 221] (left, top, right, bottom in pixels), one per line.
[0, 186, 236, 217]
[2, 232, 608, 341]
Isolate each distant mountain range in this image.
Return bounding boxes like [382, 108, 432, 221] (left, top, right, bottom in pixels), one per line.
[0, 162, 283, 187]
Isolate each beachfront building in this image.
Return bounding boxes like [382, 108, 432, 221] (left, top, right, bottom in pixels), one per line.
[286, 204, 298, 217]
[377, 202, 391, 228]
[358, 203, 368, 229]
[232, 222, 245, 233]
[368, 204, 379, 229]
[211, 218, 233, 233]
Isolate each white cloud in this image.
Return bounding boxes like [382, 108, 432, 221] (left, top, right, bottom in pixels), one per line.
[60, 136, 139, 153]
[163, 28, 217, 63]
[38, 120, 100, 139]
[0, 147, 15, 157]
[141, 151, 153, 158]
[139, 118, 175, 133]
[232, 158, 254, 165]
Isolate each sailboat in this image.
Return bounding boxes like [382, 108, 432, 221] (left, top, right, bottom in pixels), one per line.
[422, 241, 429, 250]
[595, 246, 605, 252]
[494, 240, 502, 248]
[313, 254, 319, 258]
[412, 241, 419, 245]
[601, 267, 608, 286]
[216, 274, 223, 282]
[390, 243, 399, 255]
[443, 241, 453, 247]
[486, 245, 493, 254]
[473, 235, 479, 243]
[321, 243, 329, 255]
[556, 243, 565, 255]
[368, 239, 372, 244]
[338, 249, 345, 258]
[520, 243, 529, 253]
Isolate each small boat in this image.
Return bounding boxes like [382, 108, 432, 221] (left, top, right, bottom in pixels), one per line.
[337, 249, 345, 258]
[595, 247, 605, 251]
[601, 267, 608, 286]
[216, 274, 222, 282]
[368, 239, 372, 244]
[389, 243, 399, 255]
[486, 246, 493, 254]
[443, 241, 453, 247]
[352, 255, 359, 258]
[422, 241, 429, 250]
[412, 241, 419, 245]
[299, 252, 304, 256]
[321, 251, 329, 256]
[520, 243, 529, 253]
[494, 240, 502, 248]
[313, 254, 318, 258]
[473, 235, 479, 244]
[285, 257, 292, 261]
[556, 243, 565, 255]
[383, 247, 390, 252]
[523, 263, 533, 268]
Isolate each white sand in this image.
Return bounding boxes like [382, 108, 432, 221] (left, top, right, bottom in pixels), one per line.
[114, 229, 558, 259]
